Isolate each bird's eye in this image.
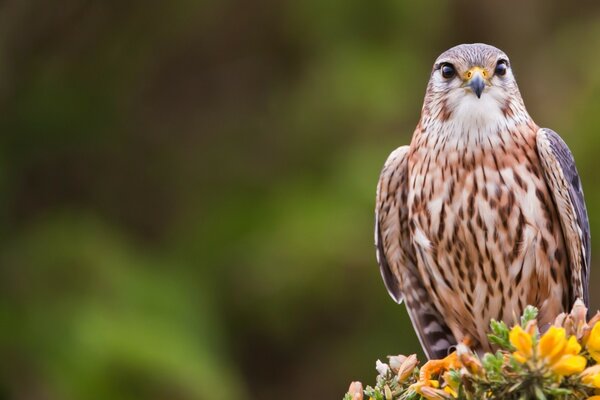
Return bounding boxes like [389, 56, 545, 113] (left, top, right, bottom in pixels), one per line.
[495, 59, 508, 76]
[440, 63, 456, 79]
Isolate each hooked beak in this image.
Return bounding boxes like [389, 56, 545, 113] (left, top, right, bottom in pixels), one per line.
[464, 67, 487, 99]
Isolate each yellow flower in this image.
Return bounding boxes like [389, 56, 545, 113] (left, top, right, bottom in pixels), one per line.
[538, 326, 567, 363]
[510, 325, 533, 363]
[534, 326, 586, 376]
[442, 371, 459, 399]
[582, 365, 600, 389]
[443, 386, 458, 398]
[587, 322, 600, 363]
[551, 354, 587, 376]
[564, 335, 582, 355]
[584, 374, 600, 389]
[555, 336, 586, 375]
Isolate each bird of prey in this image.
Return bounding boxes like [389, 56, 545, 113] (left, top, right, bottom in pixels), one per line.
[375, 43, 590, 359]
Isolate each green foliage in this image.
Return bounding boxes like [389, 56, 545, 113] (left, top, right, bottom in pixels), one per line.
[0, 216, 245, 400]
[488, 319, 511, 349]
[521, 306, 540, 327]
[363, 372, 420, 400]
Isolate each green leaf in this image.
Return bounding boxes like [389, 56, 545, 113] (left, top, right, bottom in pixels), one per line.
[489, 319, 509, 335]
[482, 352, 503, 371]
[534, 385, 547, 400]
[364, 385, 377, 396]
[488, 319, 511, 349]
[399, 389, 420, 400]
[545, 387, 573, 395]
[521, 306, 539, 327]
[448, 369, 461, 383]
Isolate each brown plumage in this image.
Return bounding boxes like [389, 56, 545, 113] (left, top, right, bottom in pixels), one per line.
[375, 44, 591, 359]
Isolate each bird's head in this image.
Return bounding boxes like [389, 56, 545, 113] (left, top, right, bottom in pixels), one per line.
[422, 43, 528, 128]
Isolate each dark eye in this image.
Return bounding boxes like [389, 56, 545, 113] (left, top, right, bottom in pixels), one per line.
[495, 59, 508, 76]
[440, 63, 456, 79]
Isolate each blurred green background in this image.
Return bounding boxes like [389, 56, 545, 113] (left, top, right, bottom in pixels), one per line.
[1, 1, 600, 399]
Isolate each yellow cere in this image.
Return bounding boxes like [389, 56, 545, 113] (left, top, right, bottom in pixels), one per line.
[465, 67, 488, 80]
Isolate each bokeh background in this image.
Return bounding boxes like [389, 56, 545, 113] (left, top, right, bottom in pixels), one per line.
[1, 1, 600, 399]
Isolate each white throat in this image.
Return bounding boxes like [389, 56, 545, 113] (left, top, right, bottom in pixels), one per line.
[423, 88, 529, 149]
[449, 89, 506, 131]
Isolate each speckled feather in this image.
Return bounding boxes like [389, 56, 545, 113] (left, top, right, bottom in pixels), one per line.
[375, 43, 590, 358]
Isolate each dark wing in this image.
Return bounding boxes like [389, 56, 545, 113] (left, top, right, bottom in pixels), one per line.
[375, 146, 456, 359]
[536, 128, 591, 306]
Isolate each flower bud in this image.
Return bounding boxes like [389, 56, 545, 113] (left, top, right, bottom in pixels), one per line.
[524, 319, 538, 336]
[553, 312, 567, 328]
[397, 354, 419, 382]
[419, 385, 453, 399]
[388, 354, 407, 371]
[456, 343, 482, 375]
[376, 359, 390, 376]
[588, 312, 600, 328]
[347, 381, 363, 400]
[384, 384, 393, 400]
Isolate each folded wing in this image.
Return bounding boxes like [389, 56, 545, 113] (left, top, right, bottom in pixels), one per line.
[536, 128, 591, 307]
[375, 146, 456, 359]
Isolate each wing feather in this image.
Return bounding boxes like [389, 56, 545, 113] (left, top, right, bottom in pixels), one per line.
[375, 146, 456, 359]
[375, 146, 410, 303]
[536, 128, 591, 306]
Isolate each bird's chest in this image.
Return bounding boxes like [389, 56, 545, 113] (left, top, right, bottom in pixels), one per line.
[406, 132, 567, 333]
[407, 143, 545, 253]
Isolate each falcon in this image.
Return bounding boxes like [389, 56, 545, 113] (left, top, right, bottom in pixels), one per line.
[375, 43, 591, 359]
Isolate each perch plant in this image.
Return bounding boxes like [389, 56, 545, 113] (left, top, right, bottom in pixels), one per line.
[345, 301, 600, 400]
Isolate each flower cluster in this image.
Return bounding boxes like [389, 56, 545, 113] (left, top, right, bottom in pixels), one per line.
[344, 301, 600, 400]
